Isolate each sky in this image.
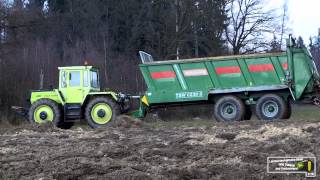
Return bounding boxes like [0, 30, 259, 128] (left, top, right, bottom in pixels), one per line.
[268, 0, 320, 42]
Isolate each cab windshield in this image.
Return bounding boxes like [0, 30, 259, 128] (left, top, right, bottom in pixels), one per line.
[91, 70, 100, 89]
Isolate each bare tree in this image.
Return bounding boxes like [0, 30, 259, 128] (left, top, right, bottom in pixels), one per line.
[175, 0, 180, 60]
[225, 0, 275, 54]
[310, 29, 320, 71]
[279, 1, 288, 49]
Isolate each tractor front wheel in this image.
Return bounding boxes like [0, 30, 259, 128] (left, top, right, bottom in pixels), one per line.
[28, 99, 62, 126]
[85, 97, 120, 128]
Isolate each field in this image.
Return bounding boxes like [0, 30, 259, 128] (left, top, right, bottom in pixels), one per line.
[0, 105, 320, 179]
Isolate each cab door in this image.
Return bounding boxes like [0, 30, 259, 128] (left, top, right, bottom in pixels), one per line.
[67, 70, 84, 103]
[60, 70, 84, 103]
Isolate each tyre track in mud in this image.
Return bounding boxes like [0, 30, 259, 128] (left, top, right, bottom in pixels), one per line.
[0, 120, 320, 180]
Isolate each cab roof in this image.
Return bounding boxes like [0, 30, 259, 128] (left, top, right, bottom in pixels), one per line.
[58, 66, 98, 70]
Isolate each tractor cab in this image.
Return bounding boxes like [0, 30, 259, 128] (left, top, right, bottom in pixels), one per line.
[58, 66, 100, 104]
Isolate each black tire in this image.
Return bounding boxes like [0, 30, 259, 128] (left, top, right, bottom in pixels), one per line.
[213, 95, 245, 122]
[28, 99, 62, 126]
[243, 106, 252, 120]
[283, 102, 292, 119]
[255, 94, 288, 120]
[85, 96, 120, 128]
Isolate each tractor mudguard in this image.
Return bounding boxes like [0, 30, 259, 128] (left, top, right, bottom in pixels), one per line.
[85, 91, 118, 103]
[30, 90, 64, 105]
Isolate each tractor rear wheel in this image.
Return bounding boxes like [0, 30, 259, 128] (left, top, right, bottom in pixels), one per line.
[85, 97, 120, 128]
[213, 95, 245, 122]
[255, 94, 288, 120]
[28, 99, 61, 126]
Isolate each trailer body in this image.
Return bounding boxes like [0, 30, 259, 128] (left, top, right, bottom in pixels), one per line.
[140, 48, 316, 105]
[138, 38, 320, 121]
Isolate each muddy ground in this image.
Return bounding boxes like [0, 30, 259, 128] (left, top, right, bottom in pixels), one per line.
[1, 106, 320, 179]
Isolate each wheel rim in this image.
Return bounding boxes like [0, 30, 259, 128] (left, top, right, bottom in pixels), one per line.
[220, 103, 237, 120]
[34, 105, 54, 124]
[262, 100, 279, 118]
[91, 103, 113, 125]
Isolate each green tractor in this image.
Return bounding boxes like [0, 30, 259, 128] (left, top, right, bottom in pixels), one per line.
[13, 66, 131, 129]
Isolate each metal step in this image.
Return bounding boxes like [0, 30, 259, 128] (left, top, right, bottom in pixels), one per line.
[64, 104, 82, 121]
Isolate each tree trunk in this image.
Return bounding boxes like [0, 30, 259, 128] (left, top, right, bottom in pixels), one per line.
[103, 34, 109, 83]
[39, 69, 44, 90]
[175, 0, 180, 60]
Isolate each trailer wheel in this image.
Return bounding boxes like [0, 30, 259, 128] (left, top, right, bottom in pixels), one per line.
[214, 96, 245, 122]
[28, 99, 61, 126]
[85, 97, 120, 128]
[255, 94, 287, 120]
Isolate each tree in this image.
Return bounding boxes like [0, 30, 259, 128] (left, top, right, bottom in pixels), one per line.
[153, 0, 227, 59]
[310, 29, 320, 71]
[297, 36, 305, 48]
[194, 0, 227, 56]
[269, 35, 281, 52]
[279, 0, 289, 49]
[225, 0, 275, 54]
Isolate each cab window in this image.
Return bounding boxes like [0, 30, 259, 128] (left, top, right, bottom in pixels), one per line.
[61, 71, 67, 88]
[91, 71, 99, 88]
[83, 70, 89, 87]
[69, 71, 81, 87]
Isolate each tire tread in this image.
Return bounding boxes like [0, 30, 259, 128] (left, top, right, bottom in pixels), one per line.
[85, 96, 120, 128]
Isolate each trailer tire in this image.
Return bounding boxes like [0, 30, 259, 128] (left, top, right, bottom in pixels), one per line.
[283, 102, 292, 119]
[255, 94, 287, 120]
[28, 99, 61, 126]
[85, 97, 120, 128]
[214, 95, 245, 122]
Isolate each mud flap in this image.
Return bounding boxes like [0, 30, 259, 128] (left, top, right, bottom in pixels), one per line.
[130, 99, 148, 118]
[11, 106, 29, 119]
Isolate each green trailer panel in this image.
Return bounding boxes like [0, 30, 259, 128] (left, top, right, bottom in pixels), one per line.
[140, 53, 287, 104]
[139, 45, 318, 105]
[180, 62, 213, 90]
